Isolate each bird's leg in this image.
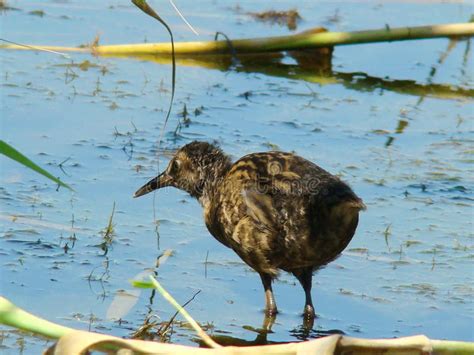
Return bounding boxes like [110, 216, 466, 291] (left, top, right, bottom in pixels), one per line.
[294, 268, 316, 319]
[259, 273, 277, 316]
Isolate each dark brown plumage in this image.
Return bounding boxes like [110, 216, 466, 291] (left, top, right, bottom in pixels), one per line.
[134, 141, 365, 318]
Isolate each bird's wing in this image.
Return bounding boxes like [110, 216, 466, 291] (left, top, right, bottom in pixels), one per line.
[240, 179, 307, 228]
[241, 188, 278, 232]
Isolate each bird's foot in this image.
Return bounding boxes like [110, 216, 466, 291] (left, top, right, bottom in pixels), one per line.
[302, 305, 316, 330]
[303, 304, 316, 319]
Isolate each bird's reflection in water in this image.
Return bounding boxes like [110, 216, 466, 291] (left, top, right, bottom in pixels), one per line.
[289, 322, 345, 342]
[197, 312, 345, 347]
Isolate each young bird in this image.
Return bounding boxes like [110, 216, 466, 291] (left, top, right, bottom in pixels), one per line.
[135, 141, 365, 318]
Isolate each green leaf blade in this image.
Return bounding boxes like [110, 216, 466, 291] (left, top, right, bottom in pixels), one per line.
[130, 280, 155, 289]
[0, 140, 73, 191]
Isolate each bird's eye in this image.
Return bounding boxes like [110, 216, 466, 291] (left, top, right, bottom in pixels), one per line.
[170, 159, 180, 173]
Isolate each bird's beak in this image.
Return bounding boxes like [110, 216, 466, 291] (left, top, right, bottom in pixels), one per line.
[133, 171, 173, 198]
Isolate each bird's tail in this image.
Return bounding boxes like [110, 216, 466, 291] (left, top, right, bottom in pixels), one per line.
[342, 198, 366, 211]
[315, 178, 366, 211]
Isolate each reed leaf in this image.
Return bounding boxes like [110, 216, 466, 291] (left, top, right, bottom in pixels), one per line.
[0, 140, 73, 191]
[131, 0, 176, 146]
[0, 296, 73, 339]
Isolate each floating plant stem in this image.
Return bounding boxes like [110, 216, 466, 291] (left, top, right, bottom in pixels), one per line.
[3, 22, 473, 56]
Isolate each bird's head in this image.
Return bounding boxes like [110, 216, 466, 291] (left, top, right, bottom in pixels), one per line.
[134, 141, 231, 200]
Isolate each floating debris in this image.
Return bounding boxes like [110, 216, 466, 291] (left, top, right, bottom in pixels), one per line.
[248, 9, 302, 31]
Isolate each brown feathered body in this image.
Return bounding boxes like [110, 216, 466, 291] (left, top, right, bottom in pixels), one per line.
[135, 141, 365, 317]
[204, 151, 363, 277]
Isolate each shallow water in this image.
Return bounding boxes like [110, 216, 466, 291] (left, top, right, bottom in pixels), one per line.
[1, 1, 473, 353]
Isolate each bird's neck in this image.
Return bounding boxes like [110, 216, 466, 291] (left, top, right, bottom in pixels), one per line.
[197, 156, 232, 209]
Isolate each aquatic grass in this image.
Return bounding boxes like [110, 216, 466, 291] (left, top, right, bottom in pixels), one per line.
[102, 202, 116, 241]
[131, 0, 175, 150]
[132, 276, 221, 348]
[168, 0, 199, 35]
[383, 224, 392, 251]
[131, 288, 202, 342]
[98, 202, 116, 255]
[0, 140, 73, 191]
[131, 1, 179, 234]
